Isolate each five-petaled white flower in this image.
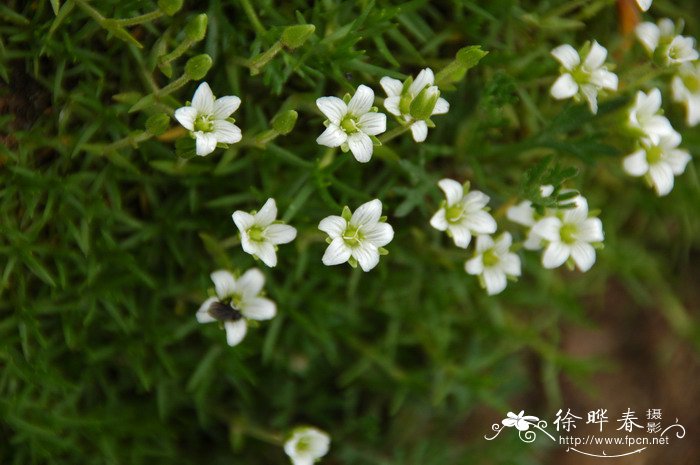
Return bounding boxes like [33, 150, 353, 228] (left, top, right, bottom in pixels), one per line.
[671, 62, 700, 126]
[465, 233, 521, 296]
[430, 179, 497, 249]
[636, 18, 699, 66]
[284, 426, 330, 465]
[502, 411, 540, 432]
[380, 68, 450, 142]
[232, 198, 297, 267]
[627, 88, 675, 144]
[175, 82, 242, 156]
[318, 199, 394, 272]
[530, 196, 604, 272]
[315, 85, 387, 163]
[196, 269, 276, 347]
[550, 41, 619, 114]
[636, 0, 652, 11]
[623, 131, 691, 196]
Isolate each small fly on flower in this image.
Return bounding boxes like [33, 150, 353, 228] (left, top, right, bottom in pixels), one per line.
[207, 300, 243, 321]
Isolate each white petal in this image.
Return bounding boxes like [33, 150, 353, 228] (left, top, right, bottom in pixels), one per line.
[583, 41, 608, 70]
[352, 241, 380, 272]
[318, 215, 346, 238]
[351, 199, 382, 226]
[347, 85, 374, 116]
[224, 320, 247, 346]
[483, 269, 507, 295]
[410, 120, 428, 142]
[316, 124, 347, 147]
[174, 106, 197, 130]
[264, 224, 297, 244]
[358, 112, 387, 136]
[524, 231, 544, 250]
[380, 76, 403, 97]
[191, 82, 215, 114]
[363, 222, 394, 247]
[578, 218, 604, 243]
[648, 162, 675, 196]
[211, 270, 236, 299]
[232, 210, 255, 232]
[671, 75, 687, 103]
[316, 96, 347, 124]
[551, 44, 580, 70]
[449, 223, 472, 249]
[580, 84, 599, 114]
[255, 198, 278, 226]
[347, 132, 374, 163]
[322, 237, 352, 266]
[242, 297, 276, 320]
[429, 209, 448, 231]
[542, 242, 570, 269]
[623, 150, 649, 177]
[474, 234, 495, 252]
[195, 132, 217, 156]
[196, 297, 218, 323]
[465, 256, 484, 275]
[437, 179, 464, 206]
[643, 116, 674, 143]
[383, 96, 401, 116]
[494, 232, 513, 252]
[686, 96, 700, 126]
[637, 88, 662, 116]
[501, 253, 522, 276]
[636, 22, 660, 53]
[540, 184, 555, 197]
[666, 149, 691, 175]
[432, 98, 450, 115]
[563, 198, 589, 224]
[507, 201, 535, 227]
[236, 268, 265, 298]
[462, 190, 490, 211]
[252, 240, 278, 267]
[464, 210, 497, 235]
[658, 18, 675, 37]
[409, 68, 435, 96]
[636, 0, 652, 11]
[570, 242, 596, 272]
[211, 95, 241, 119]
[550, 74, 578, 100]
[590, 69, 618, 90]
[212, 120, 242, 144]
[532, 217, 562, 242]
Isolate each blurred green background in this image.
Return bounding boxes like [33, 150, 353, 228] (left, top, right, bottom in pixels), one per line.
[1, 0, 699, 464]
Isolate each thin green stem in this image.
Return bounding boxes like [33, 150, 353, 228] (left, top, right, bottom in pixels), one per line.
[74, 0, 105, 23]
[379, 124, 409, 144]
[249, 41, 283, 75]
[158, 39, 193, 67]
[238, 0, 267, 36]
[159, 74, 190, 96]
[114, 9, 164, 27]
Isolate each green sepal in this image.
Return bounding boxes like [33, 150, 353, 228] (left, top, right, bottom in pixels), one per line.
[341, 206, 352, 221]
[348, 256, 358, 268]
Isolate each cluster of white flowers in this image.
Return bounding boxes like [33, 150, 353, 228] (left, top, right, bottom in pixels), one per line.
[636, 18, 699, 67]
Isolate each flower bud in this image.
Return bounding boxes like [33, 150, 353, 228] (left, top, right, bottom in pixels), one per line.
[280, 24, 316, 49]
[409, 86, 440, 120]
[271, 110, 298, 135]
[145, 113, 170, 135]
[157, 0, 183, 16]
[184, 54, 212, 80]
[185, 14, 208, 42]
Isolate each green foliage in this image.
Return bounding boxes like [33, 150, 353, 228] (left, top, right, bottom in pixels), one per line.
[1, 1, 699, 465]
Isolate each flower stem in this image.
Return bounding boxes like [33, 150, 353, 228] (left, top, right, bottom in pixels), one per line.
[239, 0, 267, 37]
[379, 125, 408, 144]
[113, 9, 164, 27]
[248, 41, 284, 76]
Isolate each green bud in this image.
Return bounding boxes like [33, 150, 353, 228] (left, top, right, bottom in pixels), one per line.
[184, 54, 212, 80]
[271, 110, 298, 135]
[157, 0, 183, 16]
[145, 113, 170, 135]
[409, 86, 440, 120]
[185, 14, 208, 42]
[280, 24, 316, 49]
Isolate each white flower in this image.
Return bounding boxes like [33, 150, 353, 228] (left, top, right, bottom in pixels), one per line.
[284, 426, 330, 465]
[530, 196, 604, 272]
[671, 62, 700, 126]
[318, 199, 394, 272]
[315, 85, 386, 163]
[465, 233, 521, 296]
[502, 411, 540, 432]
[430, 179, 497, 249]
[623, 132, 691, 196]
[550, 41, 618, 114]
[232, 198, 297, 267]
[174, 82, 242, 156]
[636, 19, 699, 66]
[627, 88, 675, 143]
[380, 68, 450, 142]
[196, 269, 276, 347]
[506, 185, 555, 250]
[636, 0, 652, 11]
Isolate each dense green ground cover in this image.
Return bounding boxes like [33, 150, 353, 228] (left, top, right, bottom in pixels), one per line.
[1, 0, 698, 463]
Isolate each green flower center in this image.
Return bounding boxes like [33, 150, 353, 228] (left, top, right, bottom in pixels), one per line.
[571, 66, 591, 84]
[646, 145, 663, 165]
[342, 224, 364, 247]
[482, 249, 500, 268]
[560, 223, 579, 244]
[445, 203, 464, 223]
[296, 437, 312, 453]
[194, 114, 214, 132]
[340, 115, 359, 134]
[248, 226, 266, 242]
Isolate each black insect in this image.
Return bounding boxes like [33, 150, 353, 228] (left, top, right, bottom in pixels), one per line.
[207, 301, 243, 321]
